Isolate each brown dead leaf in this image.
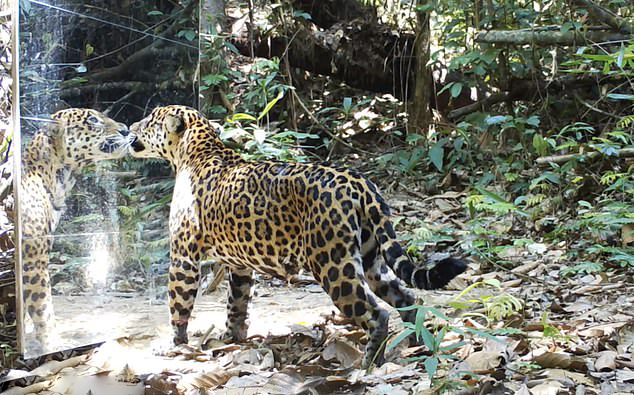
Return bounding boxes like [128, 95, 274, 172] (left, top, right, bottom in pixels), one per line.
[178, 369, 240, 392]
[0, 379, 56, 395]
[617, 322, 634, 352]
[540, 369, 594, 386]
[321, 339, 362, 369]
[114, 363, 139, 383]
[512, 261, 541, 274]
[30, 355, 89, 377]
[460, 351, 505, 374]
[533, 352, 587, 372]
[263, 372, 326, 395]
[595, 350, 617, 372]
[232, 348, 275, 369]
[142, 373, 181, 395]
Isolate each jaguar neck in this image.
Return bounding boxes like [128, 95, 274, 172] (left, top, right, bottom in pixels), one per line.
[23, 133, 76, 210]
[174, 127, 245, 170]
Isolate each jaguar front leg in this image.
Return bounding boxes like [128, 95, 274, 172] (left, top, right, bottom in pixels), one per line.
[168, 256, 200, 346]
[222, 267, 254, 342]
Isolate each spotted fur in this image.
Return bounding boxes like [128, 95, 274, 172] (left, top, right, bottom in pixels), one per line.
[21, 109, 130, 352]
[129, 105, 467, 367]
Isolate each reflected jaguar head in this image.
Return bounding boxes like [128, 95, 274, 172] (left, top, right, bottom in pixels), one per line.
[50, 108, 131, 166]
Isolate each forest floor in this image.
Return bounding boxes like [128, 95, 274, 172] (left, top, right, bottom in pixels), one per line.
[4, 190, 634, 395]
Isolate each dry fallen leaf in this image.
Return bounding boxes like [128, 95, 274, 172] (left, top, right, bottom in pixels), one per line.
[533, 352, 586, 372]
[595, 350, 617, 372]
[177, 369, 241, 392]
[540, 369, 594, 387]
[514, 383, 531, 395]
[321, 339, 362, 369]
[529, 380, 563, 395]
[460, 351, 505, 374]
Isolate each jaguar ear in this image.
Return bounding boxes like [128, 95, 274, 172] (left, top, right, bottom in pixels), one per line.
[164, 113, 186, 135]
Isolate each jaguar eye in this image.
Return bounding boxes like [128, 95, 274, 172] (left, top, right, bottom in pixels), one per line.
[87, 115, 103, 125]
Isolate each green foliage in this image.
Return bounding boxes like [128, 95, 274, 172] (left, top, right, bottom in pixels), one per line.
[385, 306, 465, 384]
[449, 278, 524, 322]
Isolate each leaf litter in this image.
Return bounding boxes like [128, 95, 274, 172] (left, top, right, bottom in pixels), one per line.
[3, 188, 634, 395]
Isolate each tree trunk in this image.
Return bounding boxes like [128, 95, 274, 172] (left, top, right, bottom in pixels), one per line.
[200, 0, 227, 111]
[408, 3, 432, 135]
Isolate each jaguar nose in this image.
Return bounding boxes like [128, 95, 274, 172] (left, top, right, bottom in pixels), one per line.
[118, 123, 129, 136]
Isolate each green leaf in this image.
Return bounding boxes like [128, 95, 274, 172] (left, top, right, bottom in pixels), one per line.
[429, 141, 444, 171]
[148, 10, 164, 16]
[386, 329, 415, 352]
[415, 307, 425, 340]
[292, 10, 312, 20]
[420, 327, 435, 349]
[485, 115, 511, 125]
[229, 113, 257, 122]
[258, 90, 285, 120]
[617, 44, 625, 67]
[450, 82, 463, 98]
[342, 97, 353, 112]
[424, 356, 439, 379]
[474, 186, 509, 204]
[607, 93, 634, 100]
[406, 133, 424, 144]
[425, 306, 449, 321]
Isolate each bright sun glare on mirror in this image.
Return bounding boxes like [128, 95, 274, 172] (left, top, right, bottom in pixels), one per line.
[86, 234, 112, 285]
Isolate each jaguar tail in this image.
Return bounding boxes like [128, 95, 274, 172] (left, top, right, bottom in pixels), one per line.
[364, 187, 467, 289]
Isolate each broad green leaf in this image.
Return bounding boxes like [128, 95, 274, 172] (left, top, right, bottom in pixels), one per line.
[420, 327, 435, 349]
[292, 10, 311, 20]
[485, 115, 511, 125]
[424, 356, 439, 379]
[450, 82, 463, 98]
[429, 141, 444, 171]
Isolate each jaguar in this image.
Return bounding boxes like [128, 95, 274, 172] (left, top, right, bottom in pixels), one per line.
[128, 105, 467, 367]
[21, 108, 130, 352]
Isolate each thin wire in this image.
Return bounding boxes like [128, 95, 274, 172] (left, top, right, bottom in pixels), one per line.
[29, 0, 198, 50]
[20, 116, 56, 123]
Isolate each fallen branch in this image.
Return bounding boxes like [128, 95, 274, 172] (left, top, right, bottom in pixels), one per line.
[448, 92, 510, 119]
[536, 148, 634, 166]
[475, 29, 631, 45]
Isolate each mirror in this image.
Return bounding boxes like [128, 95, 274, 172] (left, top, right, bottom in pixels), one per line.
[17, 0, 199, 357]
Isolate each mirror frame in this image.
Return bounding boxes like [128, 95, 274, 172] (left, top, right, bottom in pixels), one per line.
[11, 0, 24, 355]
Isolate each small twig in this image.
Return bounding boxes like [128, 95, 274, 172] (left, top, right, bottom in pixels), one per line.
[476, 250, 558, 287]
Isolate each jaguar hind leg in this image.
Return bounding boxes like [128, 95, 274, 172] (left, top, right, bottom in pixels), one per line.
[22, 252, 55, 353]
[311, 247, 390, 368]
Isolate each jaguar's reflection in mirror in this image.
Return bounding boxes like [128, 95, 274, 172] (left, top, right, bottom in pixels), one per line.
[20, 109, 130, 354]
